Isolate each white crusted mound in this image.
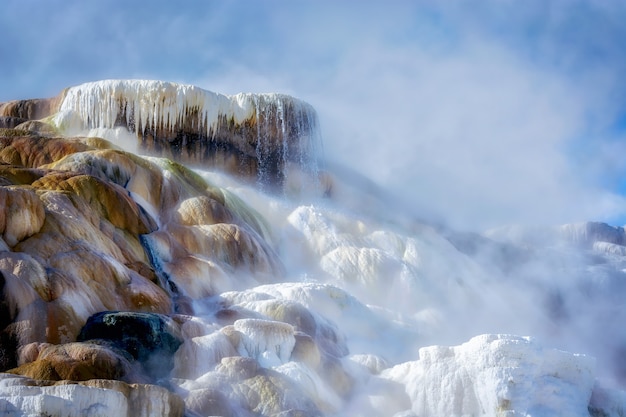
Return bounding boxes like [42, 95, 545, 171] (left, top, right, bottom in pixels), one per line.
[0, 373, 181, 417]
[55, 79, 316, 138]
[382, 334, 596, 417]
[58, 80, 246, 135]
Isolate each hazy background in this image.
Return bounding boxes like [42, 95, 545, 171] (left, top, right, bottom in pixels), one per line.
[2, 0, 626, 231]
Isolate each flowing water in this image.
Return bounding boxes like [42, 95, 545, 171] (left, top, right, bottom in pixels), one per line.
[9, 79, 625, 416]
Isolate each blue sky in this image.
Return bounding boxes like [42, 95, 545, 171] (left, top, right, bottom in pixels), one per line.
[2, 0, 626, 230]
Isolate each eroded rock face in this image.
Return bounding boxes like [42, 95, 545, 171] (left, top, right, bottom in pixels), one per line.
[0, 161, 171, 354]
[0, 117, 28, 129]
[0, 80, 324, 188]
[0, 131, 286, 358]
[0, 186, 45, 246]
[0, 125, 299, 415]
[0, 97, 61, 121]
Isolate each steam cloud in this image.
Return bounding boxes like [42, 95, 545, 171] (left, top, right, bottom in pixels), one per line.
[2, 1, 626, 415]
[2, 1, 626, 230]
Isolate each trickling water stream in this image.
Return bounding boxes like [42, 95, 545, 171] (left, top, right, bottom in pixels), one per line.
[139, 234, 184, 313]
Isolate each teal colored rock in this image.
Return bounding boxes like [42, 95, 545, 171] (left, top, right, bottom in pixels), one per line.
[77, 311, 182, 380]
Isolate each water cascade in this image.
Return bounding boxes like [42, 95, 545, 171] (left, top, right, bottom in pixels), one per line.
[0, 80, 626, 416]
[54, 80, 324, 191]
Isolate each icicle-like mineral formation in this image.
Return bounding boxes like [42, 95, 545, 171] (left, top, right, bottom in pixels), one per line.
[55, 80, 323, 188]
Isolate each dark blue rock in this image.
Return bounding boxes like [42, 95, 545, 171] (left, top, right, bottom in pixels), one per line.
[77, 311, 182, 380]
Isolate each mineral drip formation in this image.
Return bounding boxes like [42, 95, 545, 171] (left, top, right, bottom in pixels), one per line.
[3, 80, 324, 188]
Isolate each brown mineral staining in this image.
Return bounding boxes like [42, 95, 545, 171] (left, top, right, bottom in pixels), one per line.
[0, 186, 45, 246]
[0, 97, 61, 121]
[0, 134, 175, 365]
[8, 342, 134, 382]
[0, 130, 285, 383]
[0, 136, 91, 167]
[175, 195, 234, 226]
[0, 81, 334, 417]
[42, 174, 156, 235]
